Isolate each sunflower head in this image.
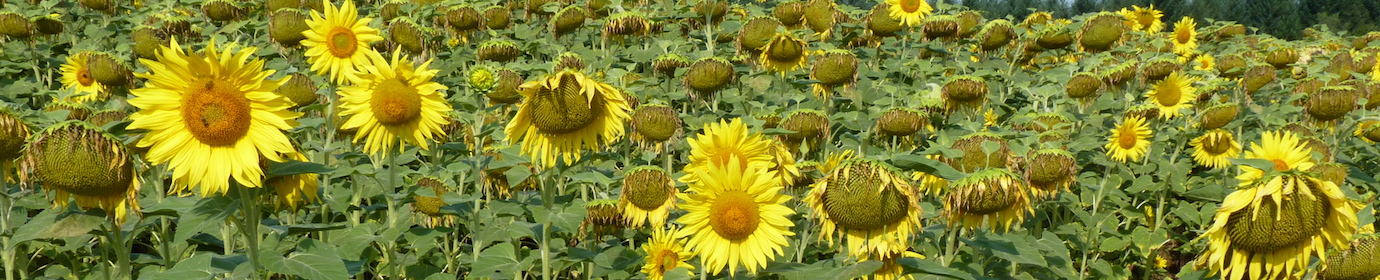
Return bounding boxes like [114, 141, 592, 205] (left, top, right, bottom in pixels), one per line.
[1328, 51, 1356, 77]
[1300, 137, 1333, 163]
[1241, 64, 1276, 95]
[758, 114, 782, 129]
[620, 166, 678, 228]
[523, 0, 555, 16]
[1309, 162, 1348, 186]
[875, 107, 926, 137]
[641, 226, 695, 280]
[1358, 120, 1380, 143]
[1190, 129, 1242, 169]
[675, 156, 795, 276]
[202, 0, 246, 22]
[1023, 148, 1076, 197]
[32, 14, 63, 36]
[1215, 54, 1247, 77]
[583, 199, 626, 238]
[0, 111, 30, 162]
[132, 26, 167, 59]
[921, 15, 958, 39]
[779, 109, 829, 146]
[864, 3, 903, 38]
[957, 10, 984, 38]
[804, 159, 921, 257]
[505, 69, 631, 168]
[944, 168, 1032, 230]
[694, 0, 730, 24]
[1079, 12, 1125, 53]
[1020, 112, 1070, 133]
[1197, 174, 1359, 280]
[268, 9, 310, 46]
[652, 53, 691, 76]
[467, 66, 497, 92]
[1021, 11, 1053, 28]
[977, 19, 1015, 51]
[0, 12, 33, 39]
[1304, 86, 1357, 123]
[412, 177, 448, 217]
[683, 57, 735, 96]
[1034, 20, 1075, 50]
[738, 17, 781, 55]
[947, 132, 1009, 173]
[483, 6, 512, 30]
[487, 69, 523, 104]
[388, 17, 429, 54]
[442, 5, 482, 32]
[1065, 72, 1104, 99]
[1106, 115, 1153, 163]
[760, 32, 810, 74]
[377, 1, 403, 22]
[604, 12, 651, 40]
[1146, 71, 1197, 119]
[85, 52, 133, 87]
[274, 73, 319, 109]
[551, 6, 588, 38]
[1141, 57, 1181, 82]
[1318, 234, 1380, 280]
[19, 121, 140, 223]
[477, 39, 522, 62]
[942, 75, 988, 111]
[811, 49, 858, 90]
[44, 100, 91, 121]
[1103, 61, 1138, 88]
[630, 103, 682, 146]
[802, 0, 836, 35]
[1265, 48, 1299, 69]
[1215, 24, 1246, 39]
[87, 110, 127, 128]
[1280, 123, 1315, 138]
[1199, 103, 1239, 130]
[79, 0, 114, 12]
[552, 52, 587, 72]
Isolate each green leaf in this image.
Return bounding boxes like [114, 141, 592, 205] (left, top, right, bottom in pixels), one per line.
[41, 212, 105, 239]
[889, 154, 966, 181]
[261, 239, 349, 280]
[9, 209, 59, 246]
[896, 258, 975, 280]
[146, 254, 218, 280]
[820, 261, 884, 280]
[174, 196, 239, 243]
[265, 223, 348, 237]
[266, 160, 333, 177]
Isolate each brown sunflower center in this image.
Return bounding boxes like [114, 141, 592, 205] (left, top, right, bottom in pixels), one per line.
[822, 166, 910, 231]
[624, 170, 672, 210]
[370, 77, 423, 125]
[708, 190, 761, 240]
[1225, 185, 1329, 253]
[900, 0, 923, 13]
[530, 75, 605, 134]
[1117, 128, 1140, 149]
[326, 27, 358, 58]
[77, 68, 95, 86]
[181, 79, 252, 146]
[1272, 159, 1291, 172]
[1155, 83, 1182, 107]
[1175, 29, 1192, 44]
[1137, 14, 1154, 28]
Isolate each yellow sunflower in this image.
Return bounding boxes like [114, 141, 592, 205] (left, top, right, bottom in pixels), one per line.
[1236, 130, 1314, 187]
[18, 121, 141, 223]
[865, 250, 924, 280]
[265, 149, 320, 210]
[127, 39, 300, 197]
[641, 225, 695, 280]
[679, 118, 776, 185]
[676, 157, 795, 277]
[1170, 17, 1197, 55]
[619, 166, 678, 228]
[1145, 71, 1197, 119]
[59, 51, 107, 103]
[1191, 53, 1215, 71]
[1119, 5, 1164, 33]
[767, 140, 800, 188]
[1195, 174, 1359, 280]
[337, 50, 451, 158]
[942, 169, 1033, 230]
[1190, 129, 1242, 169]
[759, 32, 810, 75]
[504, 69, 632, 168]
[1355, 120, 1380, 143]
[804, 159, 922, 260]
[1105, 116, 1152, 163]
[301, 0, 384, 84]
[884, 0, 932, 27]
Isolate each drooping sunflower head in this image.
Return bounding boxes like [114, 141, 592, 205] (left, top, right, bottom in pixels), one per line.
[1189, 129, 1242, 170]
[1022, 149, 1076, 198]
[865, 3, 904, 38]
[652, 53, 691, 76]
[550, 6, 587, 38]
[604, 12, 652, 42]
[1020, 11, 1053, 28]
[387, 17, 431, 55]
[957, 10, 984, 38]
[920, 15, 958, 39]
[759, 31, 810, 75]
[1308, 162, 1348, 187]
[1195, 174, 1359, 280]
[582, 199, 626, 239]
[943, 169, 1032, 230]
[804, 159, 921, 258]
[44, 100, 91, 121]
[1034, 19, 1075, 50]
[942, 75, 988, 112]
[630, 103, 683, 151]
[883, 0, 931, 28]
[553, 52, 587, 72]
[202, 0, 247, 22]
[874, 107, 927, 140]
[620, 166, 678, 228]
[693, 0, 730, 24]
[1241, 64, 1276, 95]
[1145, 71, 1197, 120]
[87, 110, 127, 128]
[19, 121, 140, 223]
[1065, 72, 1104, 99]
[0, 111, 30, 182]
[1141, 57, 1181, 82]
[977, 19, 1015, 52]
[1318, 234, 1380, 280]
[1079, 12, 1125, 53]
[801, 0, 836, 36]
[476, 39, 521, 62]
[263, 149, 321, 211]
[268, 9, 310, 47]
[301, 0, 384, 84]
[1328, 51, 1357, 77]
[132, 25, 167, 59]
[85, 52, 133, 88]
[1215, 23, 1246, 40]
[773, 1, 806, 28]
[778, 109, 830, 152]
[441, 5, 482, 33]
[483, 6, 512, 30]
[675, 156, 794, 277]
[1105, 115, 1152, 163]
[1200, 103, 1239, 130]
[809, 49, 858, 96]
[1215, 54, 1248, 77]
[274, 73, 319, 109]
[1355, 119, 1380, 143]
[59, 51, 108, 103]
[1304, 86, 1358, 124]
[1281, 123, 1315, 138]
[1103, 60, 1138, 88]
[683, 57, 735, 97]
[946, 132, 1009, 173]
[410, 177, 453, 227]
[1019, 112, 1071, 133]
[1265, 47, 1299, 69]
[0, 12, 32, 39]
[641, 225, 695, 280]
[1235, 130, 1315, 187]
[487, 69, 523, 104]
[504, 69, 631, 168]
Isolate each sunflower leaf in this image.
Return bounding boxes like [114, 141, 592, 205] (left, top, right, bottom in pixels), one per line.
[889, 154, 966, 181]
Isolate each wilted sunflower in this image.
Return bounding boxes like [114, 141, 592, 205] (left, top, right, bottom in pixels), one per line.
[759, 32, 810, 75]
[59, 52, 108, 103]
[1079, 12, 1124, 52]
[1170, 17, 1197, 54]
[301, 0, 383, 84]
[778, 109, 830, 154]
[1065, 72, 1105, 100]
[19, 121, 140, 223]
[505, 69, 632, 168]
[1236, 130, 1314, 187]
[1194, 173, 1359, 280]
[337, 50, 450, 158]
[683, 57, 735, 98]
[810, 50, 858, 97]
[676, 158, 795, 277]
[1105, 116, 1152, 163]
[0, 111, 30, 183]
[1190, 130, 1242, 169]
[1021, 149, 1076, 198]
[410, 177, 453, 228]
[127, 39, 300, 197]
[1354, 120, 1380, 143]
[874, 107, 927, 147]
[943, 169, 1032, 230]
[1145, 71, 1197, 119]
[680, 118, 776, 185]
[1119, 5, 1164, 33]
[629, 103, 682, 152]
[620, 166, 678, 228]
[642, 225, 695, 280]
[884, 0, 931, 27]
[942, 75, 988, 112]
[1317, 227, 1379, 280]
[804, 159, 922, 259]
[603, 12, 651, 43]
[946, 132, 1010, 172]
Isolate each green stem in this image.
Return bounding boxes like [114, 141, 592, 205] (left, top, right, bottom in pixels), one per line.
[321, 82, 338, 236]
[540, 169, 555, 280]
[109, 218, 131, 280]
[386, 154, 402, 280]
[2, 188, 16, 280]
[236, 185, 263, 280]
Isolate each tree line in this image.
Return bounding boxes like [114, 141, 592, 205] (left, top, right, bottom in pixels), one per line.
[953, 0, 1380, 40]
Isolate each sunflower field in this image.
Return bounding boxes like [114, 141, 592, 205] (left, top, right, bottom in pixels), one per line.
[1, 0, 1379, 279]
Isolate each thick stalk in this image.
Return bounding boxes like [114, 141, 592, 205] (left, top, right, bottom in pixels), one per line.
[236, 185, 263, 280]
[108, 218, 131, 280]
[2, 190, 15, 280]
[320, 83, 338, 236]
[540, 169, 555, 280]
[386, 153, 402, 280]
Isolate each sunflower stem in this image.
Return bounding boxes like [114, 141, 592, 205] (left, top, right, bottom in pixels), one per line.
[320, 82, 339, 237]
[1, 189, 16, 280]
[236, 185, 264, 280]
[107, 217, 132, 280]
[386, 153, 402, 280]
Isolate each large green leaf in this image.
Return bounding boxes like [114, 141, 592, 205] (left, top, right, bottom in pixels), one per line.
[261, 238, 349, 280]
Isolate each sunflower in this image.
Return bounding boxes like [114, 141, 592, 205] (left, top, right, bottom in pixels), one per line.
[943, 169, 1032, 230]
[1105, 116, 1152, 163]
[1191, 53, 1215, 71]
[1190, 129, 1242, 169]
[1170, 17, 1197, 55]
[336, 50, 451, 158]
[1194, 174, 1360, 280]
[1119, 5, 1164, 33]
[265, 149, 320, 210]
[1317, 226, 1380, 280]
[620, 166, 678, 228]
[0, 111, 29, 183]
[1236, 130, 1314, 187]
[866, 250, 924, 280]
[676, 158, 795, 276]
[411, 177, 454, 228]
[679, 118, 777, 185]
[504, 69, 632, 168]
[804, 159, 922, 260]
[127, 39, 300, 197]
[301, 0, 384, 84]
[1022, 149, 1077, 199]
[18, 121, 141, 223]
[1355, 120, 1380, 144]
[759, 32, 810, 75]
[641, 225, 695, 280]
[59, 51, 108, 103]
[883, 0, 931, 27]
[1145, 71, 1197, 119]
